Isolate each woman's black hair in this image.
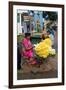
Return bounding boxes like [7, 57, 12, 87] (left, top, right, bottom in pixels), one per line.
[25, 33, 31, 38]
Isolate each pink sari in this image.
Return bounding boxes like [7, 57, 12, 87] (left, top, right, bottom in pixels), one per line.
[21, 38, 33, 58]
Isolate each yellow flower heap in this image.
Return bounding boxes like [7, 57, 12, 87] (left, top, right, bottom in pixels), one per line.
[34, 38, 56, 58]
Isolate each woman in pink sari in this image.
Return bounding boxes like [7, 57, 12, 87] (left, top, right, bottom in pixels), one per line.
[21, 33, 36, 64]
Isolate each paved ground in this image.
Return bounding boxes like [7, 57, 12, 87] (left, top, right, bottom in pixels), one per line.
[17, 70, 57, 80]
[17, 54, 58, 80]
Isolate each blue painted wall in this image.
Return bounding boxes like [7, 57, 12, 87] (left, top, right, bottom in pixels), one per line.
[32, 11, 44, 32]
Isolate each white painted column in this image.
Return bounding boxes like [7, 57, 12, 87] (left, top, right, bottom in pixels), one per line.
[17, 13, 22, 35]
[19, 13, 22, 34]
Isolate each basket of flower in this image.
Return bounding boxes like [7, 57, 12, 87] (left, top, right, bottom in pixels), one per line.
[34, 37, 56, 63]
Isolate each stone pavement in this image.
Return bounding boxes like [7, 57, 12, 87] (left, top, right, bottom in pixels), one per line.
[17, 54, 58, 80]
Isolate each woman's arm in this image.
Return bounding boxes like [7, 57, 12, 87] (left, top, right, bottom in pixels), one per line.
[25, 46, 33, 51]
[22, 39, 33, 51]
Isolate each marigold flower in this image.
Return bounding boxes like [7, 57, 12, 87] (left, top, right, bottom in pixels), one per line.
[34, 38, 56, 58]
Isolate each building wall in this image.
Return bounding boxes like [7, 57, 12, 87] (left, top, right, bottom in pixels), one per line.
[33, 11, 44, 31]
[17, 10, 44, 35]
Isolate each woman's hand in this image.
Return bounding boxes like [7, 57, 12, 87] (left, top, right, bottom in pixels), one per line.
[25, 46, 33, 51]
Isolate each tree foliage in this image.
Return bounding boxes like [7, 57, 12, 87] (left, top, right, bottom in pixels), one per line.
[43, 11, 58, 21]
[47, 12, 58, 21]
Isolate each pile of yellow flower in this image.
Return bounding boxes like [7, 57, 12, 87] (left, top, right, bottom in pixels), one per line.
[34, 38, 56, 58]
